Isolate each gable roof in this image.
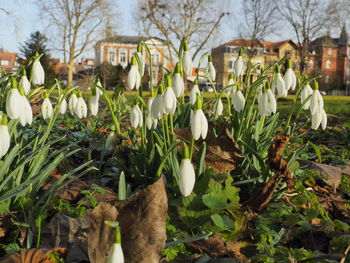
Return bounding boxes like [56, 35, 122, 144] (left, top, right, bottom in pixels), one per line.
[222, 38, 264, 48]
[262, 40, 298, 49]
[95, 35, 166, 47]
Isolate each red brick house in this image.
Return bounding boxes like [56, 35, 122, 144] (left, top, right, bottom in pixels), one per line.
[307, 26, 350, 91]
[0, 53, 20, 75]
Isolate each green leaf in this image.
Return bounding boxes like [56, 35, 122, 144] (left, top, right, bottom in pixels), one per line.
[165, 232, 212, 247]
[210, 214, 232, 230]
[118, 171, 126, 200]
[308, 140, 322, 163]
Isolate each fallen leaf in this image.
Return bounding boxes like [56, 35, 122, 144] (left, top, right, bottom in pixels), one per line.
[0, 248, 67, 263]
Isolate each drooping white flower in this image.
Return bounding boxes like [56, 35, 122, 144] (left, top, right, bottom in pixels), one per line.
[214, 98, 223, 116]
[225, 73, 236, 95]
[75, 94, 88, 119]
[284, 60, 296, 91]
[183, 51, 192, 76]
[179, 144, 195, 197]
[130, 105, 143, 128]
[146, 114, 157, 130]
[6, 86, 22, 120]
[206, 56, 216, 81]
[31, 59, 45, 85]
[68, 93, 78, 115]
[19, 71, 31, 95]
[172, 63, 185, 98]
[147, 97, 154, 112]
[191, 96, 208, 140]
[89, 95, 99, 116]
[258, 91, 268, 116]
[41, 97, 53, 120]
[106, 228, 124, 263]
[310, 88, 324, 115]
[266, 89, 277, 115]
[300, 83, 313, 110]
[190, 79, 201, 105]
[272, 65, 287, 96]
[0, 115, 11, 160]
[19, 94, 33, 126]
[60, 99, 68, 114]
[232, 88, 245, 112]
[105, 131, 116, 151]
[136, 43, 145, 77]
[311, 111, 322, 130]
[96, 79, 104, 97]
[127, 56, 140, 91]
[151, 92, 164, 120]
[321, 108, 327, 130]
[233, 56, 244, 77]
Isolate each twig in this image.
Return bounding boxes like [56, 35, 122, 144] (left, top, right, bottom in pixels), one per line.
[340, 245, 350, 263]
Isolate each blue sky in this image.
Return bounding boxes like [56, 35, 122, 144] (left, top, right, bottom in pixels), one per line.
[0, 0, 289, 59]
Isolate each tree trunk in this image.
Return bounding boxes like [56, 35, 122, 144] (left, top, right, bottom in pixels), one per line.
[67, 62, 74, 88]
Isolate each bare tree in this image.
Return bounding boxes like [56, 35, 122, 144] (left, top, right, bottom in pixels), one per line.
[36, 0, 117, 87]
[277, 0, 328, 73]
[135, 0, 229, 64]
[238, 0, 280, 51]
[325, 0, 350, 34]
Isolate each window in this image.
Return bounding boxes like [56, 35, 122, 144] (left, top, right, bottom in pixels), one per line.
[328, 48, 332, 55]
[119, 51, 126, 63]
[326, 60, 331, 69]
[152, 52, 160, 64]
[87, 60, 94, 65]
[0, 59, 10, 66]
[129, 49, 137, 62]
[228, 61, 233, 70]
[284, 50, 291, 56]
[107, 48, 116, 65]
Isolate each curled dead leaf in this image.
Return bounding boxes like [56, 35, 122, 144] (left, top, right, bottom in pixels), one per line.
[0, 248, 67, 263]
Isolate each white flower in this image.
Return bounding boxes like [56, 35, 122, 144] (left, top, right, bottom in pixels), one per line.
[321, 108, 327, 130]
[146, 114, 157, 130]
[163, 87, 177, 114]
[232, 89, 245, 112]
[310, 89, 324, 115]
[225, 75, 235, 95]
[68, 94, 78, 114]
[130, 105, 143, 128]
[258, 92, 268, 116]
[0, 116, 10, 159]
[214, 98, 223, 116]
[89, 95, 99, 116]
[105, 131, 116, 151]
[179, 158, 196, 197]
[60, 99, 68, 114]
[147, 97, 154, 112]
[207, 61, 216, 81]
[127, 59, 140, 91]
[183, 50, 192, 76]
[311, 111, 322, 130]
[106, 243, 124, 263]
[151, 94, 164, 120]
[6, 88, 22, 119]
[75, 96, 88, 119]
[272, 73, 287, 96]
[190, 84, 200, 105]
[41, 97, 53, 120]
[233, 56, 244, 77]
[172, 73, 185, 98]
[19, 95, 33, 126]
[266, 89, 277, 115]
[136, 52, 145, 76]
[191, 109, 208, 140]
[300, 84, 313, 110]
[20, 75, 31, 95]
[284, 68, 295, 91]
[96, 80, 104, 97]
[31, 60, 45, 85]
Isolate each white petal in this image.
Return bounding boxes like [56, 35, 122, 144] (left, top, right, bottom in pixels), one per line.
[41, 98, 53, 120]
[179, 159, 196, 197]
[215, 98, 223, 116]
[106, 243, 124, 263]
[172, 73, 185, 98]
[311, 112, 322, 130]
[0, 125, 10, 159]
[233, 56, 244, 76]
[163, 87, 176, 114]
[190, 85, 200, 105]
[276, 74, 287, 96]
[68, 94, 78, 114]
[283, 68, 293, 91]
[200, 110, 208, 139]
[321, 109, 327, 130]
[127, 65, 138, 90]
[20, 76, 31, 95]
[191, 110, 202, 140]
[60, 99, 68, 114]
[31, 60, 45, 85]
[182, 51, 193, 76]
[6, 89, 21, 119]
[207, 62, 216, 81]
[89, 96, 99, 116]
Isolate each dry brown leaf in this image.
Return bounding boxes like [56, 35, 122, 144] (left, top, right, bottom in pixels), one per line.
[0, 248, 67, 263]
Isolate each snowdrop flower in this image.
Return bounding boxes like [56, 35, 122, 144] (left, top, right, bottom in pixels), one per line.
[190, 78, 201, 105]
[60, 98, 68, 114]
[136, 42, 145, 77]
[182, 39, 192, 76]
[225, 73, 236, 95]
[179, 143, 196, 197]
[309, 82, 324, 115]
[191, 95, 208, 140]
[127, 56, 141, 91]
[214, 97, 223, 117]
[18, 87, 33, 126]
[0, 114, 11, 159]
[31, 58, 45, 85]
[321, 108, 327, 130]
[6, 78, 22, 120]
[300, 82, 313, 110]
[206, 55, 216, 81]
[151, 87, 165, 120]
[232, 87, 245, 112]
[75, 92, 88, 119]
[41, 93, 53, 120]
[146, 114, 157, 130]
[258, 83, 276, 116]
[106, 225, 124, 263]
[163, 76, 177, 114]
[283, 59, 296, 91]
[233, 48, 244, 77]
[272, 65, 287, 96]
[89, 88, 99, 116]
[96, 79, 104, 97]
[105, 131, 116, 152]
[172, 63, 185, 98]
[68, 93, 78, 115]
[130, 104, 143, 128]
[19, 69, 31, 95]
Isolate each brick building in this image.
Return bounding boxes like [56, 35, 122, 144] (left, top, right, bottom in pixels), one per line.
[307, 26, 350, 91]
[0, 53, 20, 75]
[211, 39, 299, 87]
[94, 35, 168, 85]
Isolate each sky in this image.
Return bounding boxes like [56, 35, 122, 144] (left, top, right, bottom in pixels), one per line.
[0, 0, 290, 60]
